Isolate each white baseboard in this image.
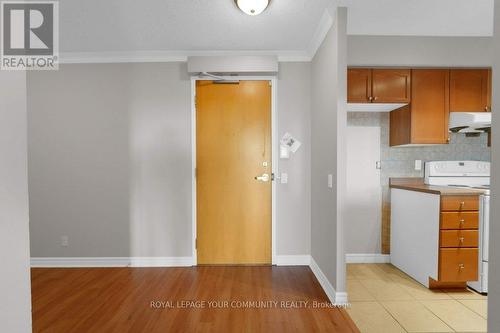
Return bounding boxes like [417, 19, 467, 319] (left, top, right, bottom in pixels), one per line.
[129, 257, 194, 267]
[31, 257, 194, 268]
[334, 292, 349, 304]
[345, 253, 391, 264]
[309, 257, 348, 305]
[274, 255, 311, 266]
[30, 257, 130, 267]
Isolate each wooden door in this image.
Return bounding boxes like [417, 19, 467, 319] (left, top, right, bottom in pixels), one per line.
[196, 80, 272, 265]
[372, 69, 411, 103]
[411, 69, 450, 144]
[450, 69, 490, 112]
[348, 68, 372, 102]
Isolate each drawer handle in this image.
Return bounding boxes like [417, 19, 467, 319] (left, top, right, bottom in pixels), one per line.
[460, 202, 465, 209]
[458, 263, 465, 270]
[459, 219, 465, 224]
[459, 237, 465, 243]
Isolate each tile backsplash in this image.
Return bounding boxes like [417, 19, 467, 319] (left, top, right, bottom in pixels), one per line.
[347, 112, 491, 253]
[348, 112, 491, 187]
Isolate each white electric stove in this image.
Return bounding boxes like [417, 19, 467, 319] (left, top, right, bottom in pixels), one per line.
[424, 161, 490, 294]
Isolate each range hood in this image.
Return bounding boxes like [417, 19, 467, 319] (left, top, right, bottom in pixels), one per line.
[449, 112, 491, 133]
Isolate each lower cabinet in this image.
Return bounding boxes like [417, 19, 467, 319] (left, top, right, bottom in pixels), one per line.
[438, 195, 479, 283]
[391, 188, 480, 288]
[440, 230, 479, 248]
[439, 248, 479, 282]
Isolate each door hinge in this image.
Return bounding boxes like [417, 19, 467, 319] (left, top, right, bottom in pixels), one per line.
[194, 167, 197, 178]
[195, 238, 197, 249]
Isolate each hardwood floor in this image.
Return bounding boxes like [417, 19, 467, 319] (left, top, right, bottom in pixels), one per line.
[31, 266, 359, 333]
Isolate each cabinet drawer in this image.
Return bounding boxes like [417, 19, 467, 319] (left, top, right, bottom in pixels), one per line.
[440, 230, 478, 248]
[439, 248, 478, 282]
[441, 212, 479, 229]
[441, 195, 479, 211]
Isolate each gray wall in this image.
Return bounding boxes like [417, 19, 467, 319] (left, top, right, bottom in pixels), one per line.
[27, 62, 312, 258]
[0, 71, 32, 332]
[311, 7, 347, 293]
[488, 0, 500, 331]
[28, 63, 192, 257]
[277, 63, 312, 256]
[348, 36, 493, 67]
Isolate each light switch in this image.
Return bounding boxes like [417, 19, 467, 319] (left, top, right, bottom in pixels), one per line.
[280, 173, 288, 184]
[328, 174, 333, 188]
[415, 160, 422, 171]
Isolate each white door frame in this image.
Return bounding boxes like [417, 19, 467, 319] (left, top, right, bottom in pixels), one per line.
[190, 76, 278, 265]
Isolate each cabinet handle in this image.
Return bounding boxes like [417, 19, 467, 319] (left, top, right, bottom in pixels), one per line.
[459, 219, 465, 226]
[485, 106, 489, 112]
[458, 263, 465, 270]
[459, 237, 465, 243]
[460, 202, 465, 209]
[368, 96, 373, 101]
[373, 96, 379, 101]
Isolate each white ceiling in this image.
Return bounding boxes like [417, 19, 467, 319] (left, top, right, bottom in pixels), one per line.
[341, 0, 494, 37]
[58, 0, 494, 61]
[59, 0, 332, 53]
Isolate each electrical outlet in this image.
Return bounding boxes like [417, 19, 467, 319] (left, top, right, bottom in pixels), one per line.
[60, 235, 69, 247]
[415, 160, 422, 171]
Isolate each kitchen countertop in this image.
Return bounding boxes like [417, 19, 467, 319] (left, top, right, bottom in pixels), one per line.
[390, 178, 487, 195]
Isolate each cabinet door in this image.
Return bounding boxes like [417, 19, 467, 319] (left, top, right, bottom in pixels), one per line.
[348, 68, 372, 103]
[487, 69, 492, 111]
[450, 69, 490, 112]
[372, 69, 411, 103]
[411, 69, 450, 144]
[439, 248, 478, 282]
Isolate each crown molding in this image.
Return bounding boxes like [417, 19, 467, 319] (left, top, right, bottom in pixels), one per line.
[59, 51, 188, 64]
[306, 9, 334, 60]
[59, 50, 312, 64]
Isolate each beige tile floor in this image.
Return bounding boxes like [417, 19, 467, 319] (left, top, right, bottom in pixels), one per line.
[346, 264, 488, 333]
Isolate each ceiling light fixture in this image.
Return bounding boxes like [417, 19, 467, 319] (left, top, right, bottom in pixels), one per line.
[234, 0, 270, 16]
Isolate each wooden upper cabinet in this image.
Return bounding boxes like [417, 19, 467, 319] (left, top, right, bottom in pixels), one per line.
[348, 68, 371, 102]
[390, 69, 449, 146]
[411, 69, 450, 144]
[450, 69, 491, 112]
[348, 68, 411, 103]
[372, 69, 411, 103]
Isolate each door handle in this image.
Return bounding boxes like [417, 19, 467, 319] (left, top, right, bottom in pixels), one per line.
[254, 173, 270, 182]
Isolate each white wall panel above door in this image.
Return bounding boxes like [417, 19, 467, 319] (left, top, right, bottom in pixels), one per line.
[187, 56, 278, 74]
